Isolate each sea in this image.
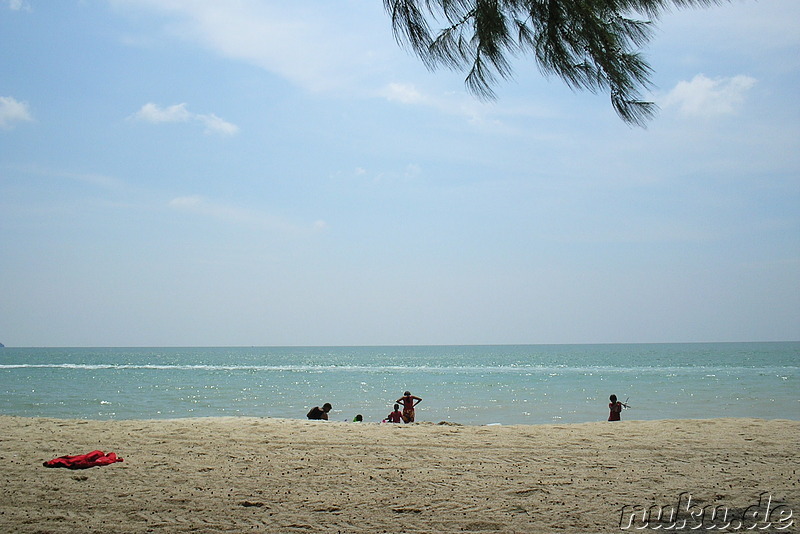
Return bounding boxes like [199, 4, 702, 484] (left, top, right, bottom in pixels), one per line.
[0, 343, 797, 426]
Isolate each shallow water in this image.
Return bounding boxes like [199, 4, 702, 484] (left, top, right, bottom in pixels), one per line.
[1, 342, 797, 425]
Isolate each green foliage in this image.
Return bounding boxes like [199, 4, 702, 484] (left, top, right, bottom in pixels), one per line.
[384, 0, 727, 126]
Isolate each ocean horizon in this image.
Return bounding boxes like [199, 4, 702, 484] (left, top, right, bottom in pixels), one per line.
[1, 342, 798, 425]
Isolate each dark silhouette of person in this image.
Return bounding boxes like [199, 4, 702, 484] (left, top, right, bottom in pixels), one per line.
[307, 403, 332, 420]
[608, 395, 627, 421]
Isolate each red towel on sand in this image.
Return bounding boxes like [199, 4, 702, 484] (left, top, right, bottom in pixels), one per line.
[43, 450, 124, 469]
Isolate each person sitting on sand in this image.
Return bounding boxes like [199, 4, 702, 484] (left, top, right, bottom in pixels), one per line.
[396, 391, 422, 423]
[353, 414, 363, 422]
[386, 404, 403, 423]
[608, 395, 628, 421]
[307, 403, 332, 420]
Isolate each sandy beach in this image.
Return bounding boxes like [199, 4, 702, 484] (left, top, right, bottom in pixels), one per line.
[0, 416, 796, 533]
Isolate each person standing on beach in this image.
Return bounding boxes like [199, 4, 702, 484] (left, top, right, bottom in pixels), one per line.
[608, 395, 626, 421]
[307, 403, 332, 420]
[396, 391, 422, 423]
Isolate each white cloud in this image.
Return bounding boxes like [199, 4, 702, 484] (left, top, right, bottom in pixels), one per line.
[168, 195, 325, 235]
[404, 163, 421, 179]
[168, 195, 204, 208]
[110, 0, 395, 95]
[63, 170, 125, 190]
[131, 102, 192, 123]
[381, 83, 428, 105]
[7, 0, 31, 11]
[197, 113, 239, 135]
[12, 165, 126, 190]
[661, 74, 757, 117]
[169, 195, 282, 227]
[0, 96, 33, 128]
[130, 102, 238, 135]
[113, 1, 500, 119]
[379, 82, 507, 125]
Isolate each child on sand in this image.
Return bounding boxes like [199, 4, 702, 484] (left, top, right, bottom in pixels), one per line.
[386, 404, 403, 423]
[396, 391, 422, 423]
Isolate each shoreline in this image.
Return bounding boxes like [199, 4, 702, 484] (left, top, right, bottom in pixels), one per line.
[1, 416, 797, 532]
[3, 412, 800, 427]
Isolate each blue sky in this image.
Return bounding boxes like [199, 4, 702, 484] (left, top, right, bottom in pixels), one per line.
[1, 0, 798, 347]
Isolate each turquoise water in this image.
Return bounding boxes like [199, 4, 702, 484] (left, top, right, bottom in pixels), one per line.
[0, 343, 797, 425]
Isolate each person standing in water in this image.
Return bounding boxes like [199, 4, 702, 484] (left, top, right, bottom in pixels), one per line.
[396, 391, 422, 423]
[608, 395, 628, 421]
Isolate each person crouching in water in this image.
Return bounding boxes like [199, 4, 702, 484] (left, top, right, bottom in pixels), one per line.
[386, 404, 403, 423]
[396, 391, 422, 423]
[307, 403, 332, 420]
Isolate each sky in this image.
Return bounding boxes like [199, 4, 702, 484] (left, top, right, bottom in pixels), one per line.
[1, 0, 798, 347]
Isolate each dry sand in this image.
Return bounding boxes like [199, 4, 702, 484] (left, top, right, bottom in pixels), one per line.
[0, 416, 797, 533]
